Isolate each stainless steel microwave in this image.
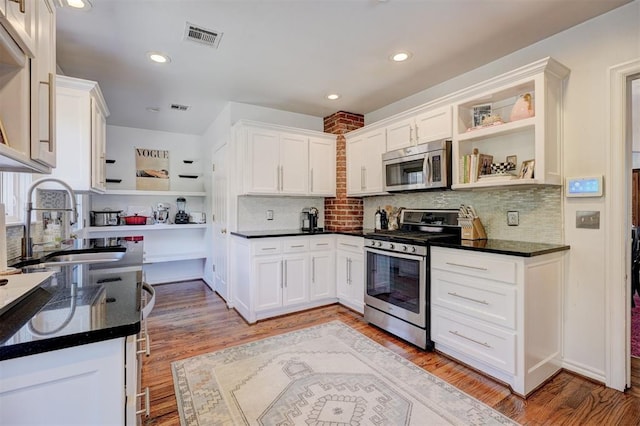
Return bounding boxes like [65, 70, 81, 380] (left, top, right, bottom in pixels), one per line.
[382, 140, 452, 192]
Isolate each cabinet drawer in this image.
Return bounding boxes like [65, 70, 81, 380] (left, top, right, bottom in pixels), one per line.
[283, 238, 309, 253]
[431, 247, 517, 284]
[336, 236, 363, 253]
[432, 307, 516, 375]
[252, 240, 282, 256]
[309, 236, 334, 251]
[431, 270, 516, 329]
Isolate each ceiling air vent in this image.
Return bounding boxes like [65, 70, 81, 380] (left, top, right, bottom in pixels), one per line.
[170, 103, 190, 111]
[184, 22, 223, 48]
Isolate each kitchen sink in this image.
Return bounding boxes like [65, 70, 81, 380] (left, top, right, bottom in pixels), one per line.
[13, 247, 127, 268]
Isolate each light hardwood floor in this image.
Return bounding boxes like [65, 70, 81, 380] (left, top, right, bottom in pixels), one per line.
[142, 280, 640, 425]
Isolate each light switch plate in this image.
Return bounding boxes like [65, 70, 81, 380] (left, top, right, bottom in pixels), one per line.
[266, 210, 274, 220]
[576, 211, 600, 229]
[507, 211, 519, 226]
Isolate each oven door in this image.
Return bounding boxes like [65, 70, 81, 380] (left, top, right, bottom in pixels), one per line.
[364, 247, 426, 327]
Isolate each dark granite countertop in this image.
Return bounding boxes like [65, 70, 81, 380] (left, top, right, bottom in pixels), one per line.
[0, 238, 143, 361]
[231, 229, 367, 238]
[431, 238, 570, 257]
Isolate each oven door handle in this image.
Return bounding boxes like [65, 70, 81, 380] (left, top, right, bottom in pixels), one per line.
[365, 247, 426, 262]
[423, 155, 431, 185]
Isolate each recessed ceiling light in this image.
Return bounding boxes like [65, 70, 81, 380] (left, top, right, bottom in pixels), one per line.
[65, 0, 92, 10]
[391, 51, 412, 62]
[147, 52, 171, 64]
[327, 93, 341, 100]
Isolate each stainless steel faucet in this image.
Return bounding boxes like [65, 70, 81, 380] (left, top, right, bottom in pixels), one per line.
[22, 178, 78, 259]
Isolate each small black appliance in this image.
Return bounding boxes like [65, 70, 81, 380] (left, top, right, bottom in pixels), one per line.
[174, 197, 189, 224]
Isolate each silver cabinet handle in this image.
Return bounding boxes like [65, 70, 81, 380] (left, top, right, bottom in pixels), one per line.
[347, 258, 352, 284]
[447, 291, 489, 305]
[280, 165, 284, 191]
[449, 330, 492, 348]
[136, 387, 151, 417]
[310, 168, 314, 192]
[280, 260, 284, 288]
[360, 166, 365, 191]
[409, 126, 414, 144]
[312, 257, 315, 283]
[340, 243, 359, 249]
[260, 247, 278, 251]
[137, 321, 151, 356]
[413, 124, 418, 144]
[362, 167, 367, 190]
[445, 262, 488, 271]
[10, 0, 25, 13]
[290, 244, 305, 248]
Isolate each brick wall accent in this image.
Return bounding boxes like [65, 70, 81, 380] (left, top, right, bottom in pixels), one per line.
[323, 111, 365, 231]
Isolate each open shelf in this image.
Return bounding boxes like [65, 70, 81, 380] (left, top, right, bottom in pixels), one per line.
[85, 223, 207, 232]
[103, 190, 206, 196]
[144, 252, 207, 264]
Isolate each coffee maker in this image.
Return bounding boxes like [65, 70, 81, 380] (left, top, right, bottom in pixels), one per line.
[301, 207, 319, 232]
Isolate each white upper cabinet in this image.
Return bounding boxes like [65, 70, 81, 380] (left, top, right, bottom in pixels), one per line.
[236, 120, 335, 197]
[309, 136, 336, 196]
[52, 75, 110, 193]
[346, 128, 386, 196]
[0, 0, 54, 173]
[29, 0, 55, 167]
[451, 57, 569, 189]
[385, 105, 452, 152]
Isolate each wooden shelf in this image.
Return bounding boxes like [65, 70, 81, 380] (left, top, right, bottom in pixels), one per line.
[103, 190, 206, 196]
[455, 117, 536, 142]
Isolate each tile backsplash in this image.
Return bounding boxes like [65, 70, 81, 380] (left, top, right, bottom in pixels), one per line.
[237, 196, 325, 231]
[363, 186, 562, 244]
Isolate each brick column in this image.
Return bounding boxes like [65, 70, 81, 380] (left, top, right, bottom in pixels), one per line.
[323, 111, 365, 232]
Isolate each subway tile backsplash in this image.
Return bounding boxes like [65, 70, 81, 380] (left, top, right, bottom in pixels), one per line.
[237, 196, 325, 231]
[363, 186, 562, 244]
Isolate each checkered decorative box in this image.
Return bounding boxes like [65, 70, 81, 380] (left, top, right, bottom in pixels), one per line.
[490, 162, 516, 174]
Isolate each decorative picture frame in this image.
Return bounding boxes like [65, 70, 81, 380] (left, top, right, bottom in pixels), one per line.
[0, 118, 8, 146]
[472, 104, 492, 128]
[506, 155, 517, 165]
[518, 159, 535, 179]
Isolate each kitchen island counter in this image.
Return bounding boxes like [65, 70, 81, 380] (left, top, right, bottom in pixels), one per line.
[0, 239, 143, 361]
[430, 238, 570, 257]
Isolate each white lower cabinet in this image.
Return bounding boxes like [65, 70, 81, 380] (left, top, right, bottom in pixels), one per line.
[231, 235, 340, 323]
[430, 246, 564, 397]
[335, 236, 365, 313]
[0, 337, 135, 425]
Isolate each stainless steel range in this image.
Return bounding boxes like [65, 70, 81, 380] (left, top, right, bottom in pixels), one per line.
[364, 209, 461, 350]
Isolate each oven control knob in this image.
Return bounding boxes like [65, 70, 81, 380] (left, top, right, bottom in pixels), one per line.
[402, 245, 408, 252]
[389, 243, 395, 250]
[376, 241, 382, 247]
[410, 246, 416, 253]
[370, 241, 376, 246]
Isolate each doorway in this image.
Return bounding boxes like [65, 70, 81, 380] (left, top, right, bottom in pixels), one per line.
[629, 78, 640, 364]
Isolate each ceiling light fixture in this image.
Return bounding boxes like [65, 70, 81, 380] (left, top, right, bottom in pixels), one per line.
[391, 51, 412, 62]
[65, 0, 92, 10]
[147, 52, 171, 64]
[327, 93, 341, 101]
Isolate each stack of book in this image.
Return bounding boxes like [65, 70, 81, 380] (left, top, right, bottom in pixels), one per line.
[458, 151, 493, 183]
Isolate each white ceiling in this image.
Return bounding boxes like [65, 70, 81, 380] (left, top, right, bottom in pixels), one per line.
[55, 0, 631, 135]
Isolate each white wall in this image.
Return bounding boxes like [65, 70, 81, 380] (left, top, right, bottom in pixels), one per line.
[367, 2, 640, 382]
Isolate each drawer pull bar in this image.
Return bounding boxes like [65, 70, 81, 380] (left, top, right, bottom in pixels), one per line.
[261, 247, 278, 251]
[290, 244, 305, 248]
[447, 291, 489, 305]
[445, 262, 488, 271]
[449, 330, 492, 348]
[341, 243, 359, 248]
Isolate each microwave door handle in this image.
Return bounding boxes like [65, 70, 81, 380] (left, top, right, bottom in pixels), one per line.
[423, 155, 431, 185]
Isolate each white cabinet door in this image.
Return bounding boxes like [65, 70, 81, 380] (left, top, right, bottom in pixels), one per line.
[361, 129, 386, 195]
[335, 250, 351, 302]
[29, 0, 55, 167]
[254, 256, 283, 312]
[386, 117, 415, 151]
[280, 132, 309, 195]
[349, 252, 364, 313]
[347, 129, 385, 196]
[309, 136, 335, 196]
[91, 98, 106, 192]
[414, 105, 452, 144]
[346, 135, 365, 195]
[310, 251, 335, 300]
[4, 0, 36, 55]
[282, 253, 308, 305]
[246, 128, 280, 194]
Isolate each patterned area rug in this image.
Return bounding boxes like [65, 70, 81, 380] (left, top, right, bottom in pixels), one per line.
[172, 321, 518, 425]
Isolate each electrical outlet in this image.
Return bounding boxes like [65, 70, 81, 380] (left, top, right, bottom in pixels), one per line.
[507, 211, 519, 226]
[266, 210, 274, 220]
